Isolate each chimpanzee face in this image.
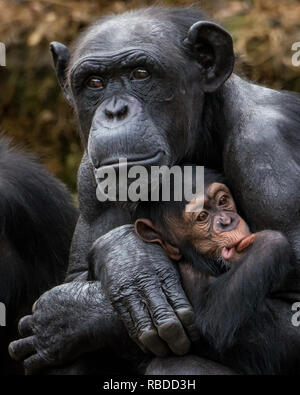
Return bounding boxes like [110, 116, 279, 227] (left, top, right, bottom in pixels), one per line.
[135, 181, 251, 265]
[50, 9, 234, 174]
[67, 16, 204, 171]
[170, 182, 251, 260]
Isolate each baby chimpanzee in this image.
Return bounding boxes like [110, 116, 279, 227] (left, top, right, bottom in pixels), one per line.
[133, 167, 294, 374]
[135, 168, 254, 278]
[88, 166, 295, 374]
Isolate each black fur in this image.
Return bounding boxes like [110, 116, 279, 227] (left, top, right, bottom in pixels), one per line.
[0, 136, 77, 374]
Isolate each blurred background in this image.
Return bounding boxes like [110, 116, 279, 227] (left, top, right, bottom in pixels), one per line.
[0, 0, 299, 192]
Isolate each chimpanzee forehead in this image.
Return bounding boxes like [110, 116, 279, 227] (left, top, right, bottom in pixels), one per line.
[185, 183, 230, 213]
[73, 15, 182, 61]
[206, 182, 230, 198]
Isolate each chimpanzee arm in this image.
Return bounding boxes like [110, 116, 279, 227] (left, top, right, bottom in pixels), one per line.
[9, 221, 195, 374]
[8, 210, 139, 374]
[195, 230, 293, 351]
[67, 157, 196, 356]
[9, 156, 196, 373]
[222, 297, 300, 374]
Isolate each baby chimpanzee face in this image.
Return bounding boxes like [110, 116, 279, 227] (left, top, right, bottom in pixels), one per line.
[172, 182, 251, 261]
[135, 182, 254, 269]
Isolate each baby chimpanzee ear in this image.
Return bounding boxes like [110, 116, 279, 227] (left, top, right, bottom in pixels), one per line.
[135, 218, 162, 244]
[135, 219, 182, 261]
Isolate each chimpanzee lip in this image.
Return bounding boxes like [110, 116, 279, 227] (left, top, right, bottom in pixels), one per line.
[96, 150, 165, 169]
[227, 232, 253, 249]
[221, 234, 252, 260]
[221, 246, 235, 261]
[226, 236, 248, 250]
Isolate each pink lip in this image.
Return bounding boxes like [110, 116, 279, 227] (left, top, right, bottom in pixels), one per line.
[221, 234, 252, 260]
[221, 246, 235, 260]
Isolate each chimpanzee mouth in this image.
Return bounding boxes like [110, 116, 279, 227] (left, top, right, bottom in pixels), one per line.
[221, 234, 254, 261]
[221, 246, 236, 261]
[93, 150, 169, 204]
[96, 151, 165, 169]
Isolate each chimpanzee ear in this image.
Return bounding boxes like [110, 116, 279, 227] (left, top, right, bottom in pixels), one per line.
[135, 219, 182, 261]
[184, 21, 234, 92]
[135, 219, 163, 245]
[50, 41, 72, 105]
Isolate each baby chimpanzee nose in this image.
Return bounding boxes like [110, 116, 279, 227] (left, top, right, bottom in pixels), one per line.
[215, 212, 238, 232]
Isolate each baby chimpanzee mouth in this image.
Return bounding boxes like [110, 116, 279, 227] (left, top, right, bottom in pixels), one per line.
[221, 234, 255, 261]
[221, 246, 235, 260]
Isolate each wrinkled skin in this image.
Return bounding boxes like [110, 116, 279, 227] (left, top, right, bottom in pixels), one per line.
[9, 281, 138, 375]
[89, 226, 198, 357]
[9, 7, 300, 374]
[9, 227, 197, 374]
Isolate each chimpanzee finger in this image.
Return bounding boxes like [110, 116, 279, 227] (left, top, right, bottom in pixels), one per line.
[175, 309, 200, 343]
[116, 298, 169, 357]
[8, 337, 35, 361]
[142, 286, 191, 355]
[138, 329, 169, 357]
[24, 354, 54, 375]
[161, 280, 200, 342]
[18, 315, 34, 337]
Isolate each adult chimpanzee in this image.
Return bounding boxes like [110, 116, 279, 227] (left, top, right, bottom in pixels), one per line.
[0, 136, 77, 374]
[9, 7, 300, 374]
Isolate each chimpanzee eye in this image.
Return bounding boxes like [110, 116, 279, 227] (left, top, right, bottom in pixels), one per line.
[218, 195, 228, 206]
[197, 211, 209, 222]
[131, 68, 150, 80]
[87, 77, 104, 89]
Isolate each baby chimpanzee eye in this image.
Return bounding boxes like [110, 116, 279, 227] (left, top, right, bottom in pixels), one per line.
[197, 211, 209, 222]
[218, 195, 228, 206]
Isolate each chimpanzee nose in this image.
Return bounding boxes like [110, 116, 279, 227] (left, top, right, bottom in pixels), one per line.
[104, 98, 129, 121]
[215, 212, 238, 232]
[94, 95, 141, 130]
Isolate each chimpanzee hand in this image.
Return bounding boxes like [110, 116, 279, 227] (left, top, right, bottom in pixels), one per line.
[8, 281, 122, 374]
[89, 224, 198, 357]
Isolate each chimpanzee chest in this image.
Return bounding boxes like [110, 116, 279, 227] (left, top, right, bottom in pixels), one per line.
[222, 126, 300, 233]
